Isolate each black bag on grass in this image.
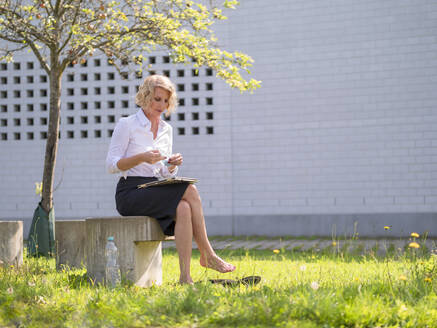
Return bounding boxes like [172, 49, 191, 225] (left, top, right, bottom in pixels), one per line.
[27, 202, 55, 257]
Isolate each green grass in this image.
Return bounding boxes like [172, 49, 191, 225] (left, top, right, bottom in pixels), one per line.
[1, 247, 436, 327]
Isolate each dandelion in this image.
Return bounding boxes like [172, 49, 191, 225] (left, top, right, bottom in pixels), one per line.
[310, 281, 319, 290]
[37, 296, 46, 304]
[354, 277, 359, 282]
[273, 249, 280, 254]
[35, 182, 43, 196]
[410, 232, 419, 238]
[424, 277, 432, 283]
[332, 241, 337, 247]
[384, 226, 391, 230]
[399, 275, 407, 281]
[409, 242, 420, 249]
[299, 265, 307, 271]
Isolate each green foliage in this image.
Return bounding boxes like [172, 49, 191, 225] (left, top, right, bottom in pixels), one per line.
[1, 249, 436, 327]
[0, 0, 260, 91]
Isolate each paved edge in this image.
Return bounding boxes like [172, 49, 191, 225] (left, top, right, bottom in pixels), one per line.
[163, 238, 437, 254]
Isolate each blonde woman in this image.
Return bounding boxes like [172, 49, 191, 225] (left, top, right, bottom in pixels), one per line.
[106, 75, 235, 284]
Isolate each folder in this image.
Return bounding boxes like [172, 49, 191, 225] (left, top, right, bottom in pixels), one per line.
[137, 177, 198, 189]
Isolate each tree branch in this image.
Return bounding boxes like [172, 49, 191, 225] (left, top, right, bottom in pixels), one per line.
[0, 32, 24, 44]
[0, 5, 53, 46]
[24, 36, 50, 74]
[55, 0, 62, 14]
[0, 43, 27, 61]
[58, 0, 84, 54]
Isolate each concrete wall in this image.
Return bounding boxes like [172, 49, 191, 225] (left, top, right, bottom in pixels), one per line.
[1, 0, 436, 237]
[220, 0, 437, 236]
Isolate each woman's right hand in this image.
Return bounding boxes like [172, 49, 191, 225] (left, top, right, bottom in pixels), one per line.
[142, 150, 166, 164]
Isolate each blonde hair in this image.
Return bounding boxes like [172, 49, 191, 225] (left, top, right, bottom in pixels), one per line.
[135, 75, 178, 116]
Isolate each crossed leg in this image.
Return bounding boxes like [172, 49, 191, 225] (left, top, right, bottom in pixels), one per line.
[174, 184, 235, 284]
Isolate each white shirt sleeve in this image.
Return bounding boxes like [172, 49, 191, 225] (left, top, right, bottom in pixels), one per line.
[106, 118, 129, 174]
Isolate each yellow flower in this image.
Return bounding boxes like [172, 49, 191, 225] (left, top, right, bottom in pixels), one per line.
[409, 242, 420, 249]
[410, 232, 419, 238]
[273, 249, 280, 254]
[424, 277, 432, 283]
[384, 226, 391, 230]
[332, 241, 337, 246]
[35, 182, 43, 196]
[399, 275, 407, 281]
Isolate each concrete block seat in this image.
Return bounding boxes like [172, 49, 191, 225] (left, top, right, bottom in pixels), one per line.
[0, 221, 23, 267]
[56, 216, 174, 287]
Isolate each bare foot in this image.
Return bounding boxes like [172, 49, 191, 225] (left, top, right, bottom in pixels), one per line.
[200, 255, 236, 273]
[179, 276, 194, 285]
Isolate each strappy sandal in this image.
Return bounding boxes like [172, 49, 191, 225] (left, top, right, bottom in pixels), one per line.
[209, 276, 261, 287]
[239, 276, 261, 286]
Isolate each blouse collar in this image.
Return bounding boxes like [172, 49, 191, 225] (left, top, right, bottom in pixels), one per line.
[136, 109, 166, 129]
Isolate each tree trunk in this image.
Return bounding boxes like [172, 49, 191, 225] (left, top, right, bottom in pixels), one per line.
[41, 56, 62, 213]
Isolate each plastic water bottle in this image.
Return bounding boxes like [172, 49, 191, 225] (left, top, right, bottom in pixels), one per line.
[105, 236, 121, 287]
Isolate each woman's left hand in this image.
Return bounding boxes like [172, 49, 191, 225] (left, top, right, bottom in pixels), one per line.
[168, 153, 183, 166]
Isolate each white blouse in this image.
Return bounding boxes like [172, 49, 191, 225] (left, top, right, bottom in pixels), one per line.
[106, 109, 178, 179]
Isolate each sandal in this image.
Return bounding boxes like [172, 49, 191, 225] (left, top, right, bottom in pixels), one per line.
[239, 276, 261, 286]
[209, 276, 261, 287]
[208, 279, 239, 287]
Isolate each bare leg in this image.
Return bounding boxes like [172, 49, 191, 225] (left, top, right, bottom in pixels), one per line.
[181, 185, 235, 273]
[174, 200, 194, 284]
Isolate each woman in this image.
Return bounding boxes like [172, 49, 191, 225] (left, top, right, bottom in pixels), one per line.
[106, 74, 235, 284]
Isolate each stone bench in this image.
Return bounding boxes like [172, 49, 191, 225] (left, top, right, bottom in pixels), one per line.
[56, 216, 173, 287]
[0, 221, 23, 267]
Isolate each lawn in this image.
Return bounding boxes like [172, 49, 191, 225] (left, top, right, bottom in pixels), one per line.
[1, 245, 436, 327]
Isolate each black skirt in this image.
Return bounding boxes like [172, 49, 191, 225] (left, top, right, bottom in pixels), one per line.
[115, 176, 189, 236]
